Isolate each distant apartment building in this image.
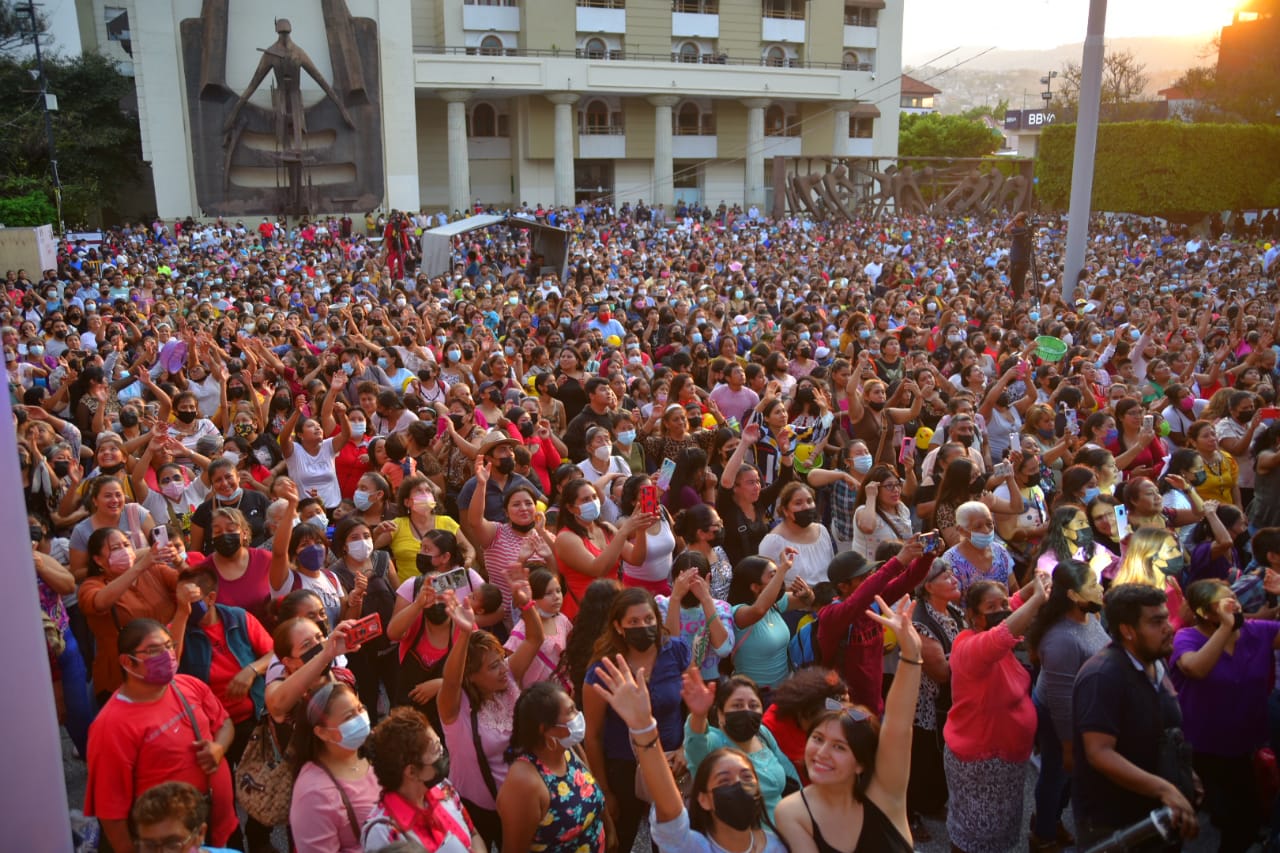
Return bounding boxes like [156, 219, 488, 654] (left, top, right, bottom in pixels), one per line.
[899, 73, 939, 114]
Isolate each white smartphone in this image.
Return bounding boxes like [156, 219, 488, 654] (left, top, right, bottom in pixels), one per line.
[655, 457, 677, 492]
[1114, 505, 1131, 540]
[1142, 414, 1154, 432]
[1065, 409, 1079, 436]
[152, 525, 169, 548]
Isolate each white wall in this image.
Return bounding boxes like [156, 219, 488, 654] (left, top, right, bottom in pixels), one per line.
[703, 161, 744, 208]
[472, 159, 513, 207]
[614, 160, 653, 206]
[132, 0, 196, 217]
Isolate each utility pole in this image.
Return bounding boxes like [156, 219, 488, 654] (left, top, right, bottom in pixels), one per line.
[1063, 0, 1107, 302]
[18, 1, 63, 234]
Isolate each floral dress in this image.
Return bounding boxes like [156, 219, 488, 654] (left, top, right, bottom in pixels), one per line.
[518, 748, 606, 853]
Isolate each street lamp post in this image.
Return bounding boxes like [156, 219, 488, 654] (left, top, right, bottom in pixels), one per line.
[18, 1, 63, 234]
[1040, 70, 1058, 105]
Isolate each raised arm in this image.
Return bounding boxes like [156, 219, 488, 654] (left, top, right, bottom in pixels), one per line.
[269, 479, 299, 590]
[437, 593, 477, 726]
[865, 597, 924, 819]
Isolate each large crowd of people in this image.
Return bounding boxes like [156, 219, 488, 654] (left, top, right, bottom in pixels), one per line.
[8, 200, 1280, 853]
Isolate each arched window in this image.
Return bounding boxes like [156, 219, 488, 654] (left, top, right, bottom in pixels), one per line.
[678, 41, 701, 63]
[479, 35, 504, 56]
[842, 50, 859, 70]
[583, 99, 611, 134]
[765, 104, 788, 136]
[676, 102, 701, 135]
[584, 37, 607, 59]
[471, 103, 497, 137]
[764, 45, 786, 67]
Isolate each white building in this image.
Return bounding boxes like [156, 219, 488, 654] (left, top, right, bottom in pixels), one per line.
[65, 0, 904, 217]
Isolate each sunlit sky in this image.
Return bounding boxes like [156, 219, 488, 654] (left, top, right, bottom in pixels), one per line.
[902, 0, 1244, 61]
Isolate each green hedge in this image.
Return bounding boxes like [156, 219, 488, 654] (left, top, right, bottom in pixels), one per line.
[1035, 121, 1280, 217]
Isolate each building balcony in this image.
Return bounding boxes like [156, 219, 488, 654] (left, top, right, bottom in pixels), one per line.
[467, 137, 512, 159]
[672, 135, 717, 158]
[762, 16, 805, 44]
[843, 25, 877, 49]
[462, 3, 520, 32]
[579, 132, 626, 158]
[577, 6, 626, 34]
[761, 135, 802, 157]
[672, 12, 719, 38]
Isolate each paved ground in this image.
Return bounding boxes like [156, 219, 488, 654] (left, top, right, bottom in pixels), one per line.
[61, 731, 1232, 851]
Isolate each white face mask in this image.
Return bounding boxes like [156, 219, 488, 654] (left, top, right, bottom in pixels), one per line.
[557, 711, 586, 748]
[346, 537, 373, 561]
[593, 444, 611, 462]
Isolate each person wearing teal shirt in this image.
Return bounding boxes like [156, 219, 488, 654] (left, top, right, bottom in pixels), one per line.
[682, 670, 801, 820]
[727, 550, 815, 691]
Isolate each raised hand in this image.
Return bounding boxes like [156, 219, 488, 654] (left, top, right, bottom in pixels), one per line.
[680, 665, 715, 719]
[474, 455, 491, 484]
[589, 654, 654, 731]
[865, 594, 921, 662]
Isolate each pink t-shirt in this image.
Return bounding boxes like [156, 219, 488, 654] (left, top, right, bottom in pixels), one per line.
[505, 613, 572, 691]
[209, 548, 275, 627]
[289, 761, 380, 853]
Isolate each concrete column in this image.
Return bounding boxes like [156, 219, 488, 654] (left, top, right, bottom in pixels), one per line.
[648, 95, 679, 208]
[547, 93, 580, 207]
[742, 98, 770, 211]
[378, 0, 420, 211]
[440, 90, 474, 215]
[832, 102, 853, 159]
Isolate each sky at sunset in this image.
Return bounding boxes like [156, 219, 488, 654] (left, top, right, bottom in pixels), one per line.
[902, 0, 1243, 61]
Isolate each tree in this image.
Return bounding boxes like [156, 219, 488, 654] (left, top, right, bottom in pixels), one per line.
[0, 0, 46, 56]
[0, 51, 144, 225]
[1052, 47, 1150, 115]
[898, 112, 1001, 158]
[959, 98, 1009, 122]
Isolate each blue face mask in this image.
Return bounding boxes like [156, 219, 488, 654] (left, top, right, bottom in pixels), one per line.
[1028, 311, 1040, 322]
[448, 350, 462, 363]
[189, 599, 208, 623]
[376, 357, 389, 370]
[333, 710, 371, 750]
[342, 362, 355, 376]
[799, 331, 811, 341]
[298, 544, 327, 571]
[220, 487, 244, 503]
[859, 329, 871, 340]
[1104, 428, 1119, 445]
[578, 498, 601, 523]
[1090, 333, 1103, 345]
[617, 429, 636, 445]
[852, 454, 873, 473]
[692, 333, 703, 344]
[1083, 486, 1101, 504]
[353, 490, 373, 510]
[968, 530, 995, 549]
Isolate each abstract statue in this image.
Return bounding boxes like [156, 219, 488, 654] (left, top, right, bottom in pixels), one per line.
[774, 157, 1034, 221]
[223, 18, 355, 149]
[180, 0, 384, 217]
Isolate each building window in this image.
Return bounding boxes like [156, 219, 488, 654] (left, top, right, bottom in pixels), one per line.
[842, 51, 859, 70]
[467, 103, 510, 137]
[850, 116, 873, 138]
[674, 101, 714, 135]
[479, 35, 505, 55]
[673, 0, 718, 12]
[465, 0, 517, 6]
[765, 104, 798, 137]
[583, 37, 608, 58]
[677, 41, 702, 63]
[762, 0, 804, 19]
[578, 0, 624, 7]
[764, 45, 787, 67]
[582, 99, 609, 133]
[844, 2, 877, 26]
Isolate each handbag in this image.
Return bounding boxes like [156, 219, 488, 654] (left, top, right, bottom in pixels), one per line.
[235, 716, 294, 826]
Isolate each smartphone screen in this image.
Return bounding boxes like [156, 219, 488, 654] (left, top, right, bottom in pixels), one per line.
[1142, 414, 1154, 432]
[1114, 505, 1131, 540]
[655, 458, 677, 491]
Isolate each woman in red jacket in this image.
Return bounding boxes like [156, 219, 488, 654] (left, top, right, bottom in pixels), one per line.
[942, 572, 1049, 853]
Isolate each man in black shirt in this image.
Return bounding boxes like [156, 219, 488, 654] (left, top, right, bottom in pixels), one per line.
[1004, 211, 1033, 299]
[562, 377, 616, 462]
[1072, 584, 1198, 849]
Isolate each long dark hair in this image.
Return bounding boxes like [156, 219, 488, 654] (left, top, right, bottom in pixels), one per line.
[1159, 448, 1200, 494]
[726, 555, 774, 607]
[1039, 505, 1085, 564]
[1026, 559, 1093, 656]
[806, 706, 881, 801]
[935, 458, 977, 510]
[505, 681, 570, 763]
[555, 578, 622, 703]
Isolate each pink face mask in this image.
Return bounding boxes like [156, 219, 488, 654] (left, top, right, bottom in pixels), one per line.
[108, 547, 133, 573]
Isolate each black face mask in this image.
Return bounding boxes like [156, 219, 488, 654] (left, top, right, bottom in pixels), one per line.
[299, 642, 330, 672]
[711, 781, 761, 832]
[52, 460, 71, 478]
[495, 457, 515, 476]
[227, 386, 247, 400]
[424, 602, 450, 625]
[721, 710, 763, 743]
[212, 532, 242, 557]
[416, 554, 437, 576]
[174, 410, 197, 424]
[984, 609, 1013, 630]
[29, 523, 44, 544]
[449, 413, 465, 430]
[623, 625, 659, 653]
[1232, 611, 1246, 632]
[793, 508, 817, 527]
[99, 462, 125, 475]
[421, 752, 450, 787]
[1079, 600, 1103, 615]
[866, 399, 886, 412]
[518, 420, 535, 438]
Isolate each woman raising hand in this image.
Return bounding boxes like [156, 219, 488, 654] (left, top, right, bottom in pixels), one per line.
[774, 595, 923, 852]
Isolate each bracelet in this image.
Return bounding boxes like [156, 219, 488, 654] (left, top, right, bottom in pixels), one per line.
[520, 601, 536, 613]
[899, 657, 924, 666]
[628, 719, 658, 736]
[631, 734, 662, 751]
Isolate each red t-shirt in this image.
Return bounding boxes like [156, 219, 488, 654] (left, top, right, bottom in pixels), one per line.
[203, 616, 274, 722]
[86, 675, 237, 845]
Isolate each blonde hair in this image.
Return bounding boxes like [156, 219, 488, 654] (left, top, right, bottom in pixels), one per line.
[1114, 527, 1177, 588]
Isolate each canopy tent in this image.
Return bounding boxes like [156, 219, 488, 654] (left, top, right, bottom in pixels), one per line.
[419, 214, 570, 281]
